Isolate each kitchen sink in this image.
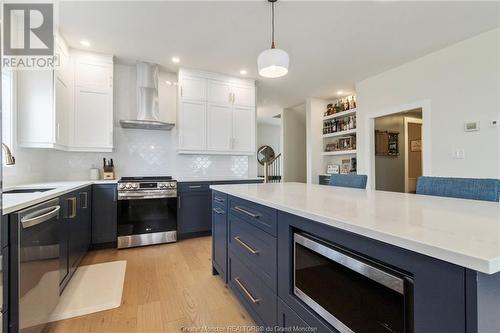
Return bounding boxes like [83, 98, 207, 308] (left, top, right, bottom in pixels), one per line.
[3, 188, 55, 194]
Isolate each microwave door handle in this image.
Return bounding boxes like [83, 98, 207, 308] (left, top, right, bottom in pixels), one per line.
[21, 206, 61, 229]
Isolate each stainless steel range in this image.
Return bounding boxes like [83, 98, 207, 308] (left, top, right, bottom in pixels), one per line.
[117, 176, 177, 249]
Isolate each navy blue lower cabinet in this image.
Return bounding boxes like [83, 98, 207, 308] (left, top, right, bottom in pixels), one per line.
[277, 211, 467, 333]
[212, 191, 228, 281]
[228, 214, 277, 291]
[178, 190, 212, 239]
[228, 254, 277, 328]
[277, 298, 311, 331]
[91, 184, 117, 247]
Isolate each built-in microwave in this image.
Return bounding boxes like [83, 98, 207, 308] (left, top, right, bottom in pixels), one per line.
[293, 233, 414, 333]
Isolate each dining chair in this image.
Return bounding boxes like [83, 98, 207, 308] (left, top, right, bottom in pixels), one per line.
[416, 176, 500, 202]
[329, 174, 368, 189]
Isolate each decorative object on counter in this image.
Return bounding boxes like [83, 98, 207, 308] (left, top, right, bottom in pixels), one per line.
[324, 136, 356, 152]
[323, 115, 356, 134]
[2, 142, 16, 165]
[375, 130, 399, 156]
[326, 164, 340, 174]
[324, 95, 356, 116]
[102, 158, 115, 180]
[90, 167, 100, 180]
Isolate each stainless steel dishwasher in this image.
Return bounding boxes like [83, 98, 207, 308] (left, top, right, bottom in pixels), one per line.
[17, 198, 61, 333]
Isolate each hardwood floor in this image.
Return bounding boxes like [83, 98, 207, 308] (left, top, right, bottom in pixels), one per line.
[46, 237, 254, 333]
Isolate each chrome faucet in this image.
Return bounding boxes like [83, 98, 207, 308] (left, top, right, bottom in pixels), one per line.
[2, 143, 15, 165]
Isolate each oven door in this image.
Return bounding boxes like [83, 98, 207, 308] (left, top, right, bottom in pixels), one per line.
[117, 196, 177, 248]
[293, 233, 413, 333]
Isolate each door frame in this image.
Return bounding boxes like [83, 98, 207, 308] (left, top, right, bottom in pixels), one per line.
[404, 117, 423, 193]
[364, 99, 432, 190]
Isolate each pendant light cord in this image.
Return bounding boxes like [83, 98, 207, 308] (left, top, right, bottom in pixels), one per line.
[271, 1, 276, 49]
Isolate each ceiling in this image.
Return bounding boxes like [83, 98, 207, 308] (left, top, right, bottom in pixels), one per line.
[59, 1, 500, 118]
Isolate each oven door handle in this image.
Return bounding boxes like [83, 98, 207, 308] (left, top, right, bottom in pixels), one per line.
[118, 195, 175, 200]
[21, 206, 60, 229]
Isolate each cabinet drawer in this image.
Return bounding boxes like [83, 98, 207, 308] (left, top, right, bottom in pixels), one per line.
[228, 196, 277, 236]
[229, 254, 276, 327]
[212, 191, 227, 209]
[229, 214, 276, 291]
[179, 182, 210, 193]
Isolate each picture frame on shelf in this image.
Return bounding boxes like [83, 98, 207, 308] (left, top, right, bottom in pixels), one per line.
[327, 164, 340, 174]
[340, 159, 351, 174]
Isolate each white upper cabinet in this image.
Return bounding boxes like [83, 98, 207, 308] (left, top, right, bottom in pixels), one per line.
[179, 100, 206, 150]
[177, 69, 256, 155]
[208, 80, 232, 105]
[232, 106, 255, 152]
[207, 103, 232, 151]
[180, 76, 206, 101]
[232, 84, 255, 107]
[72, 51, 114, 151]
[16, 33, 114, 152]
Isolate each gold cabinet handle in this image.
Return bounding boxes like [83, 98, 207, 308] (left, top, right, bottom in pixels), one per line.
[68, 197, 77, 218]
[234, 277, 260, 304]
[234, 236, 259, 255]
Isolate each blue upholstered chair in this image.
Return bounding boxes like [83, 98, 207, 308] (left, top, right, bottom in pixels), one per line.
[329, 174, 368, 189]
[416, 176, 500, 202]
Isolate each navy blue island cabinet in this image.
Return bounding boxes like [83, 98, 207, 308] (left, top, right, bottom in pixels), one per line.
[177, 179, 263, 240]
[211, 192, 499, 333]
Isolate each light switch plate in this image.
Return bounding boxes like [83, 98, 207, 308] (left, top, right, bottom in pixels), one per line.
[491, 120, 499, 128]
[453, 149, 465, 159]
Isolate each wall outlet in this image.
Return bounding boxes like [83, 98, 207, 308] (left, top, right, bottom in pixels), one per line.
[453, 149, 465, 159]
[491, 120, 499, 128]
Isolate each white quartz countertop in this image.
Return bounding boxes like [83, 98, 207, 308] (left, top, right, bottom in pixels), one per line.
[210, 182, 500, 274]
[3, 180, 117, 215]
[176, 176, 263, 183]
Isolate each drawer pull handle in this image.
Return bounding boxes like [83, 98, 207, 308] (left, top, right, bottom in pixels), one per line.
[234, 236, 259, 255]
[234, 277, 260, 304]
[213, 207, 225, 215]
[189, 185, 202, 189]
[214, 196, 225, 203]
[233, 206, 260, 218]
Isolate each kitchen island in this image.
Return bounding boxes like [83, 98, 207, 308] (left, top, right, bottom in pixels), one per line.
[210, 182, 500, 333]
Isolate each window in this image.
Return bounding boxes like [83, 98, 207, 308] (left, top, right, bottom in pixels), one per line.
[2, 69, 15, 165]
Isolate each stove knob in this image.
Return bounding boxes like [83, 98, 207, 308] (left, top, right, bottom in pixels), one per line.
[119, 183, 125, 190]
[132, 183, 139, 189]
[126, 183, 132, 189]
[169, 182, 175, 188]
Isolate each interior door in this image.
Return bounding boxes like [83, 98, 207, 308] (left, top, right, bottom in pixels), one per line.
[207, 103, 232, 151]
[179, 101, 206, 150]
[232, 106, 255, 152]
[407, 121, 423, 193]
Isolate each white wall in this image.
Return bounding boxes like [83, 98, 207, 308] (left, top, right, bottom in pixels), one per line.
[256, 122, 281, 176]
[356, 28, 500, 184]
[282, 107, 306, 182]
[306, 98, 327, 184]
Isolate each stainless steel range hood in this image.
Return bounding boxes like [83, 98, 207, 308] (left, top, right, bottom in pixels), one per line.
[120, 62, 175, 131]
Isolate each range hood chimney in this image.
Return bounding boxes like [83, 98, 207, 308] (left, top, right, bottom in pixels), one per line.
[119, 62, 175, 130]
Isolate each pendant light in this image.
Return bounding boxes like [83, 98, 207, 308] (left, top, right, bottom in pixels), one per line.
[258, 0, 289, 78]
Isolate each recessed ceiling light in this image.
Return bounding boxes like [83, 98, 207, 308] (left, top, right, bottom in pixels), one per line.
[337, 90, 344, 95]
[165, 80, 172, 85]
[80, 40, 91, 47]
[240, 69, 247, 75]
[171, 57, 180, 63]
